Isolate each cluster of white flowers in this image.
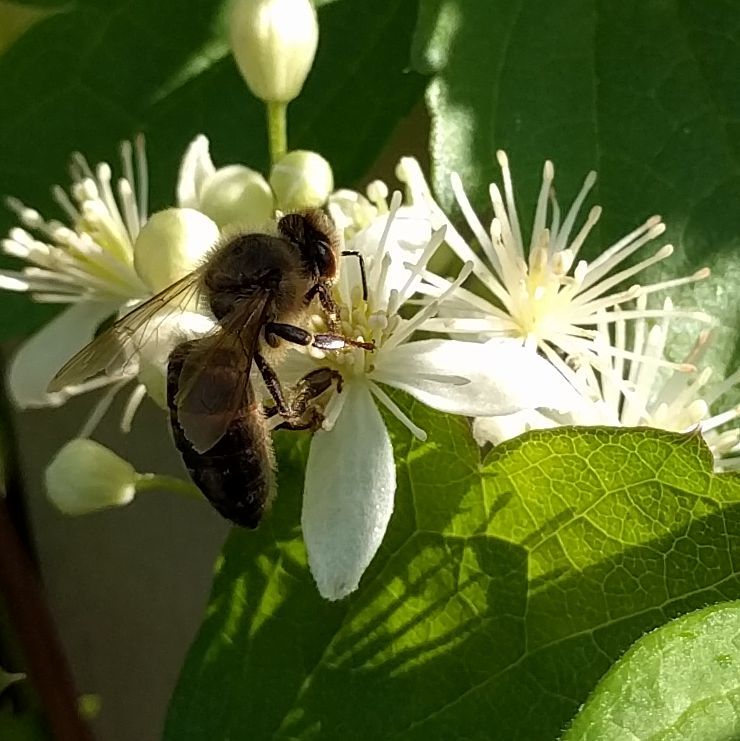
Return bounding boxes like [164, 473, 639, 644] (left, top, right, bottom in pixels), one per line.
[393, 154, 739, 472]
[3, 0, 738, 602]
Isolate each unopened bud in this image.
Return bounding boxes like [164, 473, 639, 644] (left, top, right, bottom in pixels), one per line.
[229, 0, 318, 104]
[199, 165, 274, 228]
[270, 150, 333, 211]
[45, 439, 138, 515]
[327, 189, 378, 239]
[133, 208, 219, 292]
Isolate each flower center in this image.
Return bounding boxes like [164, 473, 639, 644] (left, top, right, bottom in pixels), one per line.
[308, 283, 401, 378]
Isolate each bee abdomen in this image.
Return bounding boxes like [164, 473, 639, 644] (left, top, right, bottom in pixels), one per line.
[167, 341, 275, 529]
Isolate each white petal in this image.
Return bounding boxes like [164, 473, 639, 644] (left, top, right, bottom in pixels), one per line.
[472, 409, 559, 446]
[302, 383, 395, 601]
[9, 301, 122, 408]
[373, 338, 589, 417]
[176, 135, 215, 209]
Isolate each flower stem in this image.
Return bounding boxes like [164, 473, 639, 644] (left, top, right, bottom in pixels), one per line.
[134, 473, 202, 501]
[266, 101, 288, 167]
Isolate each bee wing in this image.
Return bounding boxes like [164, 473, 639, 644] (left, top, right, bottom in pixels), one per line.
[174, 290, 272, 453]
[48, 270, 204, 392]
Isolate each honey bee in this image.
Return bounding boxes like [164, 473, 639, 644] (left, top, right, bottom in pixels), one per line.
[49, 209, 371, 527]
[167, 340, 341, 527]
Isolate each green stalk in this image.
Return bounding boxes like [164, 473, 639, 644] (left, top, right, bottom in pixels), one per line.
[134, 473, 202, 501]
[266, 100, 288, 167]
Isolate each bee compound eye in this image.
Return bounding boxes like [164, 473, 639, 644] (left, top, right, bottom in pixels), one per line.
[314, 241, 335, 277]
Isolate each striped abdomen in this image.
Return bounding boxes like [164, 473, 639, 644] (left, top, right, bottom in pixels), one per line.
[166, 340, 275, 529]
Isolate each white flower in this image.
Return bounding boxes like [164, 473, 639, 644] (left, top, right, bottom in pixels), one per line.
[229, 0, 319, 104]
[2, 139, 151, 408]
[474, 296, 740, 471]
[2, 139, 217, 439]
[397, 154, 711, 384]
[177, 135, 274, 228]
[286, 191, 592, 601]
[588, 298, 740, 469]
[1, 138, 149, 306]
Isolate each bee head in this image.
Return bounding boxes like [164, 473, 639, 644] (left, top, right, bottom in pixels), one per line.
[278, 209, 339, 282]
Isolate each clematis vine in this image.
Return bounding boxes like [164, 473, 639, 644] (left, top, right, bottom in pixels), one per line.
[279, 190, 595, 600]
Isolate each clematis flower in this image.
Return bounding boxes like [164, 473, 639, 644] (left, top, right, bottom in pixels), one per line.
[282, 192, 595, 601]
[397, 154, 711, 386]
[1, 139, 218, 441]
[1, 138, 151, 408]
[474, 296, 740, 471]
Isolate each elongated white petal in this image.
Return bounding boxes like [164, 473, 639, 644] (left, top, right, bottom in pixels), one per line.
[302, 383, 395, 601]
[372, 338, 587, 417]
[472, 398, 615, 446]
[176, 135, 215, 209]
[473, 409, 559, 446]
[9, 301, 122, 408]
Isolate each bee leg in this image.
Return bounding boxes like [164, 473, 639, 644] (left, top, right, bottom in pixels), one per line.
[254, 352, 292, 417]
[291, 368, 343, 411]
[272, 410, 323, 432]
[341, 250, 368, 302]
[272, 368, 343, 431]
[312, 333, 375, 352]
[304, 283, 340, 331]
[264, 322, 312, 348]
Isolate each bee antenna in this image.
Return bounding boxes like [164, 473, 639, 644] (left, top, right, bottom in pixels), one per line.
[341, 250, 368, 302]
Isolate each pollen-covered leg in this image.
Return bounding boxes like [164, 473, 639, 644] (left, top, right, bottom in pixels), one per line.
[304, 282, 340, 330]
[265, 367, 343, 431]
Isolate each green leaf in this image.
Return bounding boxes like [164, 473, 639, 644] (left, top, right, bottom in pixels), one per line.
[412, 0, 740, 380]
[165, 401, 740, 741]
[565, 601, 740, 741]
[0, 665, 25, 696]
[0, 0, 424, 340]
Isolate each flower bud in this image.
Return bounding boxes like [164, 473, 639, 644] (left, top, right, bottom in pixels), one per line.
[133, 208, 219, 292]
[229, 0, 319, 104]
[45, 439, 138, 515]
[199, 165, 274, 228]
[270, 150, 333, 211]
[327, 189, 378, 239]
